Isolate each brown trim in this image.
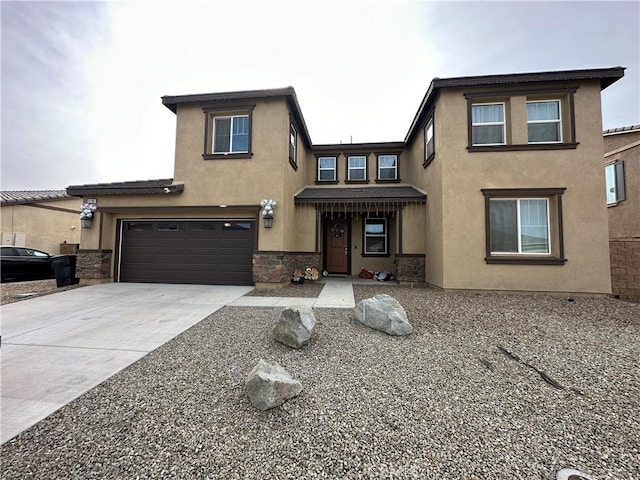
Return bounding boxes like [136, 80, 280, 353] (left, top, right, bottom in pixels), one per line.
[24, 203, 78, 215]
[202, 105, 254, 157]
[202, 153, 254, 160]
[313, 142, 403, 153]
[467, 143, 579, 152]
[481, 187, 567, 265]
[252, 250, 320, 255]
[289, 117, 298, 171]
[98, 211, 104, 250]
[114, 219, 122, 280]
[398, 208, 403, 254]
[315, 154, 338, 182]
[346, 154, 368, 182]
[464, 86, 578, 99]
[485, 256, 567, 265]
[78, 249, 113, 253]
[423, 112, 435, 168]
[375, 152, 400, 182]
[96, 205, 261, 213]
[361, 213, 391, 257]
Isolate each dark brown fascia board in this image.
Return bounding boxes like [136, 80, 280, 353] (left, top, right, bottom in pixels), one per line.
[405, 66, 626, 144]
[67, 179, 183, 197]
[313, 142, 404, 153]
[161, 86, 312, 148]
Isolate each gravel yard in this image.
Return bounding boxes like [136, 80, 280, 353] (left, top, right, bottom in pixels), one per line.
[2, 285, 639, 479]
[1, 279, 85, 305]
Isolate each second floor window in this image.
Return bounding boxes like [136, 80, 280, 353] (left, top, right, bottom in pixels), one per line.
[527, 100, 561, 143]
[425, 117, 434, 165]
[605, 160, 626, 205]
[289, 123, 297, 165]
[318, 157, 337, 181]
[377, 155, 397, 181]
[348, 156, 367, 181]
[213, 115, 249, 153]
[472, 103, 505, 145]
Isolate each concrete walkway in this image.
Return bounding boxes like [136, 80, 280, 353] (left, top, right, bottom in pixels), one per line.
[1, 278, 356, 444]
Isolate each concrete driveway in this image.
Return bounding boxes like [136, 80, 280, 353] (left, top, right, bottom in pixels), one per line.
[0, 282, 253, 444]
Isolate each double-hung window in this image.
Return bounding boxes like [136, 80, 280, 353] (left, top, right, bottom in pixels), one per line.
[424, 116, 434, 165]
[605, 160, 626, 205]
[213, 115, 249, 153]
[472, 103, 505, 145]
[377, 155, 397, 181]
[347, 156, 367, 181]
[364, 218, 387, 255]
[289, 122, 297, 166]
[318, 156, 337, 182]
[527, 100, 562, 143]
[482, 188, 566, 265]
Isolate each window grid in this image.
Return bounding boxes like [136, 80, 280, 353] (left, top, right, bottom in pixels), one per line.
[527, 100, 562, 143]
[318, 156, 337, 181]
[378, 155, 397, 180]
[348, 156, 367, 181]
[364, 218, 387, 255]
[472, 103, 506, 146]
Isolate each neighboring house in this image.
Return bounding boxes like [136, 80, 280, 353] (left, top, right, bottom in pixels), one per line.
[1, 190, 81, 254]
[604, 124, 640, 301]
[67, 66, 625, 295]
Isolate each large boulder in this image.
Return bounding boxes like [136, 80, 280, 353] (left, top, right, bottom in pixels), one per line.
[272, 306, 316, 349]
[245, 359, 303, 410]
[353, 294, 413, 336]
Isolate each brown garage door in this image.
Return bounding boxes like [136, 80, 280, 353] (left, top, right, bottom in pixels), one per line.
[119, 220, 255, 285]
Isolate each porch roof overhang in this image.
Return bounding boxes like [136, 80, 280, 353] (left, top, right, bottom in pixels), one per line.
[66, 179, 184, 197]
[294, 186, 426, 209]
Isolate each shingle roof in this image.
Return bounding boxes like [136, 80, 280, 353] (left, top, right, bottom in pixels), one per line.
[0, 190, 73, 205]
[66, 179, 183, 196]
[603, 124, 640, 135]
[295, 186, 426, 205]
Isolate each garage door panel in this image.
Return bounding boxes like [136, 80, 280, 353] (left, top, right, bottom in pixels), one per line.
[119, 220, 255, 285]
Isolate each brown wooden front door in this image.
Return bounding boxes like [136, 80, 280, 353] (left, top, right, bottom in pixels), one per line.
[325, 217, 349, 274]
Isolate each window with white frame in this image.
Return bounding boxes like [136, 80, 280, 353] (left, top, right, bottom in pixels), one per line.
[289, 122, 297, 165]
[489, 198, 550, 254]
[318, 156, 337, 181]
[348, 156, 367, 181]
[605, 160, 626, 205]
[425, 117, 434, 163]
[213, 115, 249, 153]
[364, 218, 387, 254]
[472, 103, 505, 145]
[527, 100, 562, 143]
[377, 155, 397, 181]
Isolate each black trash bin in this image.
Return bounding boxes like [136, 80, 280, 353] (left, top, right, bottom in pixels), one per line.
[51, 255, 78, 287]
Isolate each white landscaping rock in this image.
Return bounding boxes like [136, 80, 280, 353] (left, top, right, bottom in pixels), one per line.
[354, 294, 413, 336]
[245, 359, 303, 410]
[272, 307, 316, 349]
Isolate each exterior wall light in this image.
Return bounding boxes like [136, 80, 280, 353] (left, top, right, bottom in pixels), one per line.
[260, 199, 276, 228]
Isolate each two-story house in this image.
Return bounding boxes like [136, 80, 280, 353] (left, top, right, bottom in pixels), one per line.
[67, 66, 625, 295]
[604, 124, 640, 301]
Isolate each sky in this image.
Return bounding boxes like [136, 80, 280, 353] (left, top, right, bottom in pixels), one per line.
[1, 0, 639, 190]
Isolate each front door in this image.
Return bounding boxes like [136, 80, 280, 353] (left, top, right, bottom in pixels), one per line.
[325, 217, 349, 274]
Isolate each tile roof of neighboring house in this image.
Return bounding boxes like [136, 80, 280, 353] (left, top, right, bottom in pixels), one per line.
[603, 124, 640, 135]
[405, 66, 626, 144]
[0, 190, 74, 205]
[161, 86, 313, 148]
[295, 186, 426, 206]
[66, 179, 183, 196]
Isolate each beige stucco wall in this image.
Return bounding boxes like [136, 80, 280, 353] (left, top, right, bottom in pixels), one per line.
[604, 129, 640, 239]
[433, 82, 611, 293]
[1, 198, 81, 254]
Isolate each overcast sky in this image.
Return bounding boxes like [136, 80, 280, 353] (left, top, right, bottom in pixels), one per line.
[1, 1, 638, 190]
